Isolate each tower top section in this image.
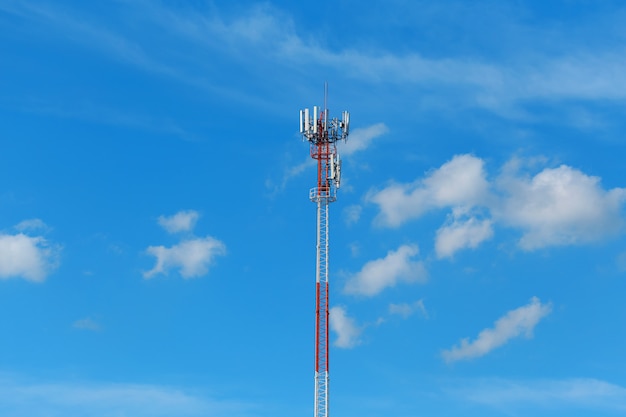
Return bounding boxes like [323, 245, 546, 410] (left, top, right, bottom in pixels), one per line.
[299, 106, 350, 145]
[299, 86, 350, 203]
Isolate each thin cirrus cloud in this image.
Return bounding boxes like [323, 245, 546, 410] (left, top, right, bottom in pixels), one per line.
[0, 375, 252, 417]
[72, 317, 101, 332]
[7, 1, 626, 120]
[147, 3, 626, 121]
[269, 123, 389, 196]
[452, 377, 626, 413]
[343, 204, 362, 226]
[144, 210, 226, 279]
[367, 154, 626, 256]
[157, 3, 626, 107]
[441, 297, 552, 363]
[0, 220, 60, 282]
[14, 218, 50, 232]
[389, 300, 428, 319]
[344, 244, 427, 297]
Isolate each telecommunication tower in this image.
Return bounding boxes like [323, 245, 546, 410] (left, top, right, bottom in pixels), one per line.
[299, 85, 350, 417]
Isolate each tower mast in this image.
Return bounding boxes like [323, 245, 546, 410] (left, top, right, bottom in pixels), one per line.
[299, 86, 350, 417]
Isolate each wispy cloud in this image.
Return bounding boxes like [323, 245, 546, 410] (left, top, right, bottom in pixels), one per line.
[451, 377, 626, 413]
[141, 3, 626, 117]
[344, 244, 427, 297]
[389, 300, 428, 319]
[0, 375, 257, 417]
[14, 218, 50, 233]
[265, 158, 315, 197]
[268, 122, 388, 196]
[442, 297, 551, 363]
[368, 154, 626, 253]
[343, 205, 362, 226]
[18, 98, 194, 140]
[6, 1, 626, 120]
[340, 123, 388, 157]
[72, 317, 102, 332]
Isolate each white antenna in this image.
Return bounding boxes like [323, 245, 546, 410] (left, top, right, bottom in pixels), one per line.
[324, 82, 328, 130]
[305, 108, 310, 132]
[335, 155, 342, 188]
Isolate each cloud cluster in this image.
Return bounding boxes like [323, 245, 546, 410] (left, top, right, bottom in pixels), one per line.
[344, 244, 427, 297]
[368, 154, 489, 228]
[144, 210, 226, 279]
[367, 154, 626, 257]
[442, 297, 551, 363]
[0, 219, 60, 282]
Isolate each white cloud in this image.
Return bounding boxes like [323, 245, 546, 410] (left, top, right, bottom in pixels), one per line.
[144, 237, 226, 279]
[435, 209, 494, 258]
[267, 158, 316, 196]
[340, 123, 388, 156]
[367, 154, 489, 227]
[453, 377, 626, 412]
[158, 210, 200, 234]
[73, 317, 101, 332]
[0, 233, 60, 282]
[496, 164, 626, 249]
[442, 297, 551, 363]
[344, 244, 427, 297]
[368, 155, 626, 252]
[389, 300, 428, 319]
[329, 306, 362, 349]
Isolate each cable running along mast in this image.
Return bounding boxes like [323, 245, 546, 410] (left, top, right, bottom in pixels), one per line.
[299, 86, 350, 417]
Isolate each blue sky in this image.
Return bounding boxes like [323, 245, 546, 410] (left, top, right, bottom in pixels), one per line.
[1, 0, 626, 416]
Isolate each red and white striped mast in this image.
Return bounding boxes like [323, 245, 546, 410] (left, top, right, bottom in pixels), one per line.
[299, 84, 350, 417]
